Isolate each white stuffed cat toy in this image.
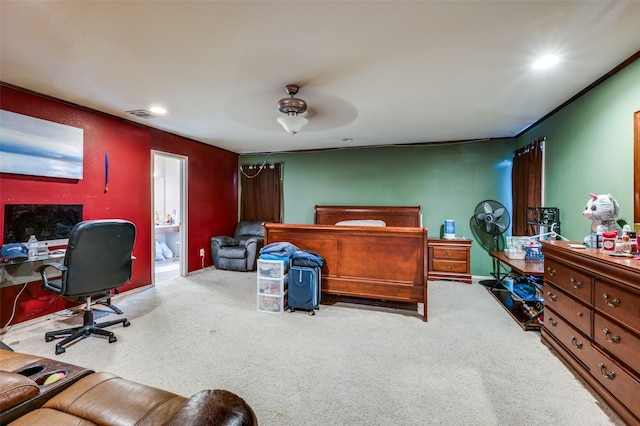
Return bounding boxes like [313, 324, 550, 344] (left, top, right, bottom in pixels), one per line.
[582, 193, 623, 241]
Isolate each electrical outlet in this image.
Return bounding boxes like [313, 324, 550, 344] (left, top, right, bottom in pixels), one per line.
[199, 248, 205, 257]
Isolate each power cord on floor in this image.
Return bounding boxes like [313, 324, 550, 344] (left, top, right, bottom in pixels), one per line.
[1, 282, 27, 331]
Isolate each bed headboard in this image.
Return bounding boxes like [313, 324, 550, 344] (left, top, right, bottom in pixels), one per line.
[314, 205, 421, 227]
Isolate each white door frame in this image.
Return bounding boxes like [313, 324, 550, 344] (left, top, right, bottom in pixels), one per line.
[151, 151, 188, 282]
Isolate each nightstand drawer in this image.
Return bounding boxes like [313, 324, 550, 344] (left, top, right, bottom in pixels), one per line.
[431, 247, 468, 261]
[431, 259, 467, 273]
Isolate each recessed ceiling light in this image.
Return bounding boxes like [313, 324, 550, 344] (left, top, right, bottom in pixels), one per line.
[342, 138, 354, 142]
[533, 55, 559, 69]
[149, 106, 167, 115]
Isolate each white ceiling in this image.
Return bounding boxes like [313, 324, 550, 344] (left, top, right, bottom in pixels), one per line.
[1, 1, 639, 154]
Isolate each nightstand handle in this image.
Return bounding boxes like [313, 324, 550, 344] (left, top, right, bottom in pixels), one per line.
[547, 267, 557, 276]
[570, 336, 582, 349]
[546, 291, 557, 302]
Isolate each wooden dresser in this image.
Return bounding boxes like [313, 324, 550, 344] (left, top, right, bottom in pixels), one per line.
[541, 241, 640, 425]
[428, 238, 472, 284]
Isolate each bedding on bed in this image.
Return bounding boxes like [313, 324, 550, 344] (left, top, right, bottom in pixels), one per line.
[334, 219, 386, 226]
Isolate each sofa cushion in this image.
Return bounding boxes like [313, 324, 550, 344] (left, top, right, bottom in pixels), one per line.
[25, 372, 187, 425]
[0, 371, 39, 412]
[8, 407, 95, 425]
[165, 389, 258, 426]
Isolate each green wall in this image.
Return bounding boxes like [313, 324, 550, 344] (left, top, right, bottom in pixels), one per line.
[241, 140, 514, 276]
[241, 57, 639, 277]
[516, 58, 640, 242]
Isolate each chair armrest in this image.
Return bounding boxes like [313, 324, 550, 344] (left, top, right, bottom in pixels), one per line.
[35, 263, 67, 294]
[164, 389, 257, 426]
[244, 236, 264, 247]
[211, 236, 239, 248]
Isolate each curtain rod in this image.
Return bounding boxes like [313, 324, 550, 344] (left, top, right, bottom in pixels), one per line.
[513, 137, 545, 155]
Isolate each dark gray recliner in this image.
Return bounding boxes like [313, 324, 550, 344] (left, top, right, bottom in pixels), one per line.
[211, 221, 265, 271]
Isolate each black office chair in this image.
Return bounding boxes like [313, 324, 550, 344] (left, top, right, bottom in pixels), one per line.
[36, 219, 136, 355]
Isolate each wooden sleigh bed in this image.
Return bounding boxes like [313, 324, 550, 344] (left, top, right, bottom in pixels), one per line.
[263, 206, 429, 321]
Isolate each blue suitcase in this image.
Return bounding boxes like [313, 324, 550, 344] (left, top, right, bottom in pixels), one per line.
[288, 265, 321, 315]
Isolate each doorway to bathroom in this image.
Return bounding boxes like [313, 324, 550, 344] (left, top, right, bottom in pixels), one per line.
[152, 152, 187, 284]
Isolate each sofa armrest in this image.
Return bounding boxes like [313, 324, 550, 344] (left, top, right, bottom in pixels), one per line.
[0, 371, 39, 412]
[164, 389, 257, 426]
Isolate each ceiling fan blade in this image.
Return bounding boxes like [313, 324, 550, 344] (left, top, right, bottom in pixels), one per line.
[493, 208, 505, 218]
[483, 202, 492, 214]
[476, 213, 487, 221]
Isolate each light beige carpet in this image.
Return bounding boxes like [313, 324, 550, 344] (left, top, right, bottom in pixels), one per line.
[2, 269, 624, 425]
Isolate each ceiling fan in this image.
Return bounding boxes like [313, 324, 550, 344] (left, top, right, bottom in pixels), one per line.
[276, 84, 308, 135]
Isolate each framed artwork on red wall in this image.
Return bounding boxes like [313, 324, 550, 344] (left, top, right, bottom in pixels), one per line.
[0, 109, 84, 179]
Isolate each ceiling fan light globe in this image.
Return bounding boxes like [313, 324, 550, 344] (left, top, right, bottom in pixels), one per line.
[277, 114, 308, 135]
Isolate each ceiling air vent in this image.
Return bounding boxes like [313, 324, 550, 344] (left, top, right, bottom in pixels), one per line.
[125, 109, 157, 119]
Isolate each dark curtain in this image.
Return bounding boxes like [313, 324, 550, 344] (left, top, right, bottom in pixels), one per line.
[240, 163, 282, 223]
[512, 139, 543, 236]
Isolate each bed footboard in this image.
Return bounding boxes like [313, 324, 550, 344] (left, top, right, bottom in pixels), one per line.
[263, 223, 429, 321]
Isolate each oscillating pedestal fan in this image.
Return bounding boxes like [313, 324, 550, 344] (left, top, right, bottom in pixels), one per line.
[472, 200, 510, 286]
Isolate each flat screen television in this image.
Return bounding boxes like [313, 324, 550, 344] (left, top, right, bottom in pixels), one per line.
[2, 204, 83, 248]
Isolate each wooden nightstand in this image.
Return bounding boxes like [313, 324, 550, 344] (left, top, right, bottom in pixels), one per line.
[428, 238, 472, 284]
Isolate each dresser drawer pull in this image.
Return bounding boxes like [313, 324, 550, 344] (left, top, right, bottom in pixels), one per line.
[445, 264, 453, 270]
[603, 328, 621, 343]
[445, 250, 454, 257]
[603, 293, 620, 307]
[570, 277, 583, 288]
[546, 292, 557, 302]
[577, 311, 583, 317]
[547, 267, 557, 276]
[548, 318, 557, 327]
[570, 336, 583, 349]
[599, 363, 616, 380]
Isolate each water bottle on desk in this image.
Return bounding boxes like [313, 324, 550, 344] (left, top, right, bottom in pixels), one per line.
[27, 235, 38, 260]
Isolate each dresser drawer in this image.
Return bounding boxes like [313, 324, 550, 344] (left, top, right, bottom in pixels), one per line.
[593, 313, 640, 373]
[594, 279, 640, 335]
[545, 307, 592, 368]
[431, 259, 467, 273]
[431, 247, 468, 261]
[544, 258, 593, 304]
[545, 283, 592, 336]
[585, 345, 640, 420]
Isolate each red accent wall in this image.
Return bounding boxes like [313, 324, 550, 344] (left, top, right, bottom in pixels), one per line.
[0, 85, 238, 326]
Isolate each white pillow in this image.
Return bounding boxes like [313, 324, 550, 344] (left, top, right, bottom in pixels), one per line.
[335, 219, 386, 227]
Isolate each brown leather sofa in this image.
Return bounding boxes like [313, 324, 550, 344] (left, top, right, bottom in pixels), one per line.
[0, 349, 257, 425]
